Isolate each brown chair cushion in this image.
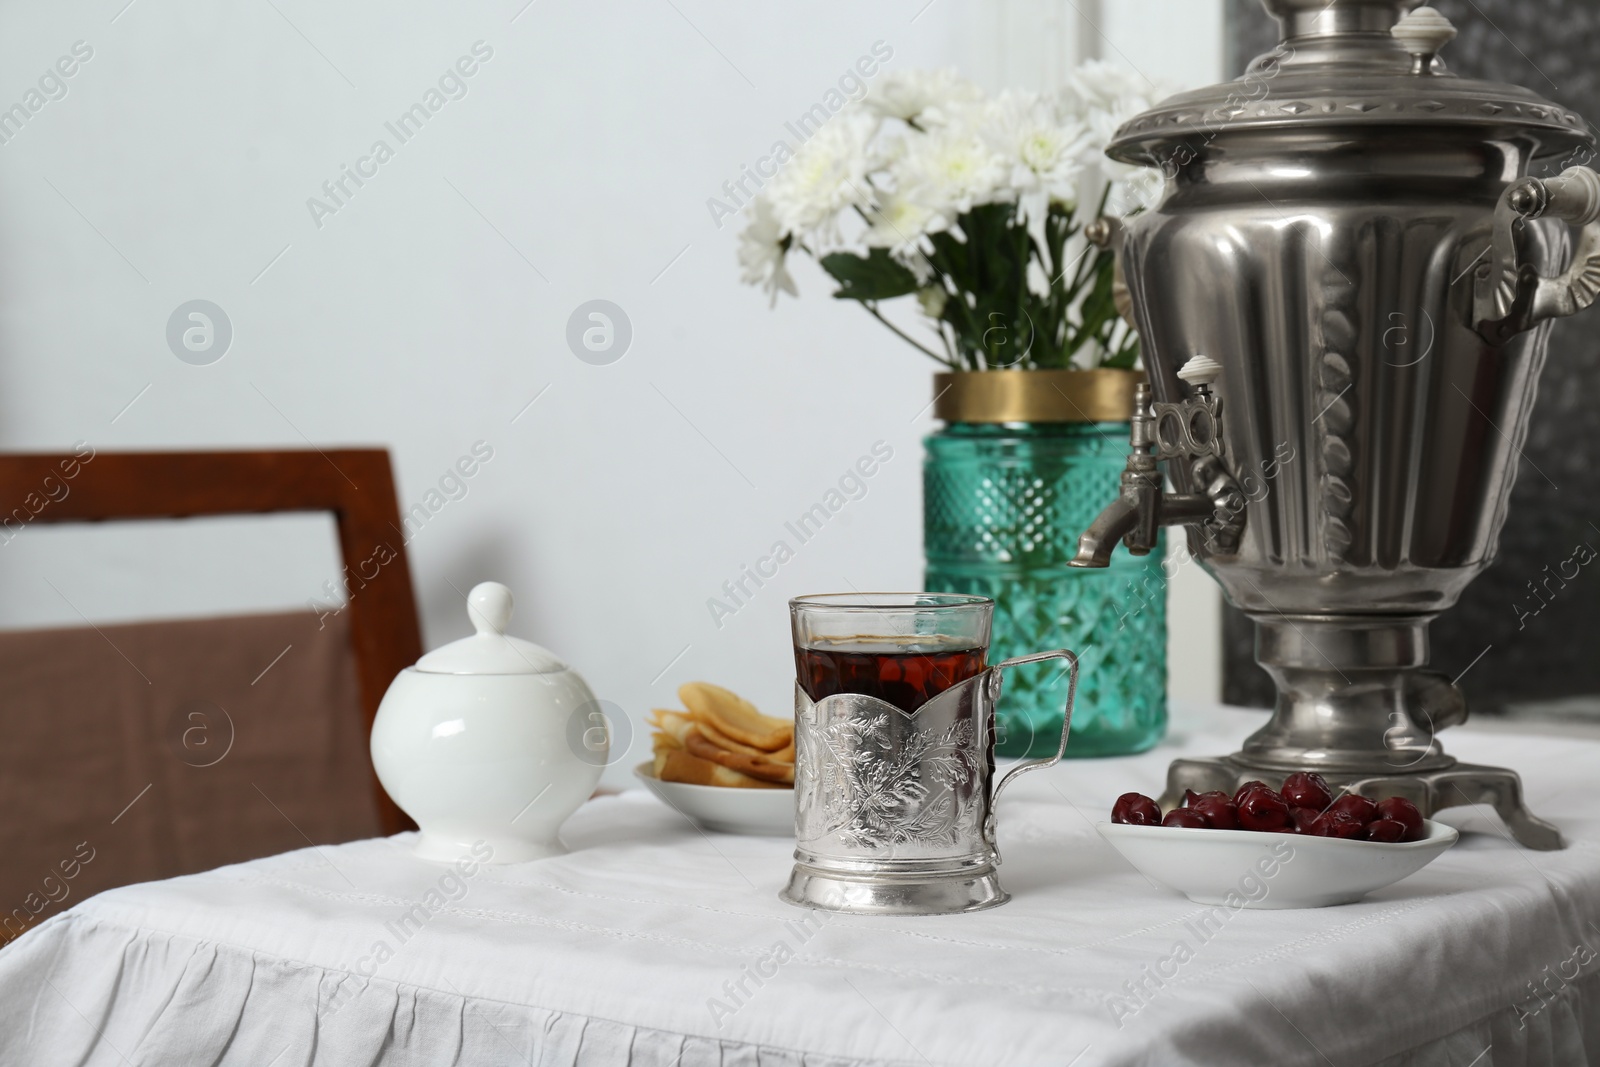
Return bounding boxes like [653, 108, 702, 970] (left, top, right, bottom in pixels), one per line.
[0, 610, 380, 942]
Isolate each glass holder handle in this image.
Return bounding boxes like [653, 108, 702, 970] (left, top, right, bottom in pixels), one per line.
[983, 648, 1079, 865]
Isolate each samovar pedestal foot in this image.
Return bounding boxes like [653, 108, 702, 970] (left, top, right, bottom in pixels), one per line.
[1160, 756, 1564, 851]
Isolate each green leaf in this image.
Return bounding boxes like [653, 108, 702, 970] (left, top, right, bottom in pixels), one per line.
[819, 249, 918, 302]
[820, 193, 1144, 371]
[1101, 342, 1139, 370]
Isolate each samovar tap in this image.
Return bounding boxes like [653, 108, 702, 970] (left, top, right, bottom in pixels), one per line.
[1069, 356, 1244, 569]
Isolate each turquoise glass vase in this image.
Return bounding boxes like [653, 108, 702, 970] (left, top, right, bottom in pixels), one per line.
[923, 420, 1167, 758]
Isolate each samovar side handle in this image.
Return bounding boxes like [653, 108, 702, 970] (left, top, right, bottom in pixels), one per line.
[982, 649, 1079, 865]
[1475, 165, 1600, 344]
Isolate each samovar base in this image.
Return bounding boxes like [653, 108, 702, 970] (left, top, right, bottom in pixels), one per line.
[780, 862, 1009, 915]
[1160, 755, 1564, 851]
[1164, 613, 1563, 848]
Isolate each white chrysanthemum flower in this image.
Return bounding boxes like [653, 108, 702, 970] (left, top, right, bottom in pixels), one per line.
[863, 193, 942, 259]
[737, 196, 798, 306]
[1062, 60, 1173, 215]
[864, 68, 982, 124]
[1082, 103, 1152, 187]
[983, 90, 1090, 226]
[1063, 59, 1163, 120]
[892, 111, 1006, 227]
[1106, 167, 1166, 217]
[764, 110, 878, 245]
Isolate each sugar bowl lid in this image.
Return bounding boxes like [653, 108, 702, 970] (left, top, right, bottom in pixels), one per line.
[414, 581, 568, 675]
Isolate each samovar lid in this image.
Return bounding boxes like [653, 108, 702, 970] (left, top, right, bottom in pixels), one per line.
[1108, 0, 1593, 167]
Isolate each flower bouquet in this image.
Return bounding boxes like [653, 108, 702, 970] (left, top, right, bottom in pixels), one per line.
[738, 63, 1167, 371]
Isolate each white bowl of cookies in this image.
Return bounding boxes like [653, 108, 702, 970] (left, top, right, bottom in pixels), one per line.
[633, 682, 794, 836]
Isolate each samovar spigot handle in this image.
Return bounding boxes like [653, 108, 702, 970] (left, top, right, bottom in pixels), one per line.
[1174, 353, 1222, 397]
[1475, 165, 1600, 344]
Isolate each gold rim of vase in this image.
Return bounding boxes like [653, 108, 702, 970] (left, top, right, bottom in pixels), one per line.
[932, 368, 1143, 424]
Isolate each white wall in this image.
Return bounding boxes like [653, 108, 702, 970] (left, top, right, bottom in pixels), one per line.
[0, 0, 1223, 784]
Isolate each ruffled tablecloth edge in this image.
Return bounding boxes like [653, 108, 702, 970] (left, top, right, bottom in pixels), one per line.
[1, 910, 929, 1067]
[7, 907, 1600, 1067]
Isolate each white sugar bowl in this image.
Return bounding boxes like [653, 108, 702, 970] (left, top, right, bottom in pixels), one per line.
[370, 581, 606, 863]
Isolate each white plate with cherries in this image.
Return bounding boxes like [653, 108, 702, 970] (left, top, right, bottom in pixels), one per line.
[1096, 773, 1458, 909]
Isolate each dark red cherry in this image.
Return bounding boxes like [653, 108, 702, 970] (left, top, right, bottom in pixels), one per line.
[1376, 797, 1425, 842]
[1162, 808, 1211, 829]
[1237, 788, 1291, 832]
[1289, 805, 1321, 834]
[1191, 795, 1240, 830]
[1280, 772, 1333, 811]
[1182, 789, 1202, 808]
[1112, 792, 1162, 826]
[1363, 819, 1406, 843]
[1311, 810, 1364, 838]
[1233, 780, 1271, 806]
[1329, 793, 1380, 826]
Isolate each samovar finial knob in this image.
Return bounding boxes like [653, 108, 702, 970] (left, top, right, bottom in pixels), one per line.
[1176, 354, 1222, 390]
[1391, 7, 1457, 72]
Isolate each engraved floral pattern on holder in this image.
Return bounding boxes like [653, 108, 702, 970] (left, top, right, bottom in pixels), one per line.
[795, 695, 982, 851]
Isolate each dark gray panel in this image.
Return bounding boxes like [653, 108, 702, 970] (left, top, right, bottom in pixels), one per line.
[1225, 0, 1278, 79]
[1221, 0, 1600, 713]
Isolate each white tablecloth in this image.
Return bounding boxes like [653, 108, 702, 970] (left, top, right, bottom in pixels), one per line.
[4, 704, 1600, 1067]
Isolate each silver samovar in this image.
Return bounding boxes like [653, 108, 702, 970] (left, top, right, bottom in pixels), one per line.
[1071, 1, 1600, 849]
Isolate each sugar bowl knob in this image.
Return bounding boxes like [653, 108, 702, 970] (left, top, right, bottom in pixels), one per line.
[467, 580, 514, 635]
[1391, 6, 1457, 74]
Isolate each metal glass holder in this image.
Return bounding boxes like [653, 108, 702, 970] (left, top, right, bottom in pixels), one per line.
[782, 651, 1078, 915]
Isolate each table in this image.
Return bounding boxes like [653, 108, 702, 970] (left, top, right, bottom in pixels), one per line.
[3, 704, 1599, 1067]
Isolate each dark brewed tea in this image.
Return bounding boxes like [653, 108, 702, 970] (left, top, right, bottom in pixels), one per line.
[795, 641, 987, 714]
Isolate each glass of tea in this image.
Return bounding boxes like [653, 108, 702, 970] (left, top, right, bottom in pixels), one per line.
[790, 592, 992, 713]
[784, 592, 1078, 915]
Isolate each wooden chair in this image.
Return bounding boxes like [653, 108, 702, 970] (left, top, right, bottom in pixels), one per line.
[0, 448, 422, 841]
